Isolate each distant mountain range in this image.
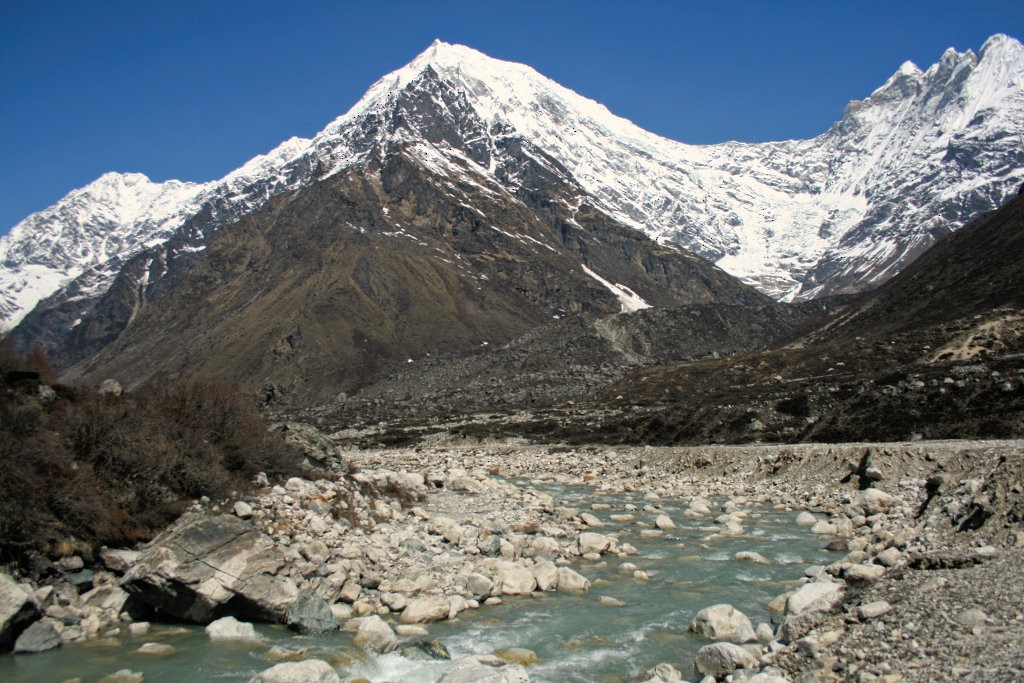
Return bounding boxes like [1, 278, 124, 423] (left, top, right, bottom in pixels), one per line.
[2, 35, 1023, 404]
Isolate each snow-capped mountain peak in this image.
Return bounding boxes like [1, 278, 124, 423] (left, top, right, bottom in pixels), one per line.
[3, 34, 1024, 333]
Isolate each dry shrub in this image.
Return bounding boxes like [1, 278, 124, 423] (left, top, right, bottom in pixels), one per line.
[0, 343, 306, 565]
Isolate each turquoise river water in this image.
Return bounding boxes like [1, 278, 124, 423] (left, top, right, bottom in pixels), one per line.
[0, 480, 839, 682]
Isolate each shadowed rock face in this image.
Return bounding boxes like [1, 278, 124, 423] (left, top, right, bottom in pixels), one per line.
[57, 143, 767, 405]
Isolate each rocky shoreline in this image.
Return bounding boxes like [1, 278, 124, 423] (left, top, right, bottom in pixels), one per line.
[2, 438, 1022, 682]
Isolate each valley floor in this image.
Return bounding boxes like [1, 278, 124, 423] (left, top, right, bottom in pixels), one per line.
[347, 439, 1024, 681]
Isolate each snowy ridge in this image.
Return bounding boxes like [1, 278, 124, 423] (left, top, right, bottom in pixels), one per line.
[3, 35, 1024, 330]
[0, 173, 208, 328]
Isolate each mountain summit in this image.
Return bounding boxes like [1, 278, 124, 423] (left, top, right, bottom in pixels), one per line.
[2, 36, 1023, 337]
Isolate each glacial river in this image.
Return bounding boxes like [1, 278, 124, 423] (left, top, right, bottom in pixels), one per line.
[0, 481, 839, 682]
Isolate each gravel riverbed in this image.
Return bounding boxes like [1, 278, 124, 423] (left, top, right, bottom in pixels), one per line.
[2, 438, 1021, 682]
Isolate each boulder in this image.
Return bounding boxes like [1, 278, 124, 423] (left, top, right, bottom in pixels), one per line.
[98, 670, 144, 683]
[135, 642, 176, 655]
[353, 615, 398, 654]
[795, 511, 817, 525]
[555, 567, 590, 595]
[577, 532, 612, 555]
[875, 547, 902, 567]
[854, 488, 894, 515]
[13, 619, 61, 653]
[438, 654, 531, 683]
[205, 616, 264, 643]
[694, 642, 759, 677]
[530, 561, 559, 591]
[400, 595, 451, 623]
[496, 562, 536, 595]
[248, 659, 342, 683]
[122, 513, 291, 623]
[495, 647, 539, 666]
[401, 639, 452, 661]
[99, 548, 141, 574]
[81, 584, 129, 612]
[640, 662, 684, 682]
[857, 600, 893, 620]
[843, 563, 886, 583]
[527, 537, 560, 561]
[0, 573, 39, 651]
[286, 589, 337, 633]
[786, 582, 845, 615]
[735, 551, 771, 565]
[654, 514, 676, 530]
[234, 501, 254, 519]
[466, 573, 495, 599]
[689, 604, 757, 643]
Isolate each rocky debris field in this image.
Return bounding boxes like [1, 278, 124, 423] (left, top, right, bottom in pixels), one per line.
[1, 438, 1022, 682]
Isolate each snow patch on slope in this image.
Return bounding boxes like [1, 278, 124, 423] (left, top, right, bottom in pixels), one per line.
[581, 264, 651, 313]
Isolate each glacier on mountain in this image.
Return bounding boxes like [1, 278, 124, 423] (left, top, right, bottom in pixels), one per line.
[1, 34, 1023, 330]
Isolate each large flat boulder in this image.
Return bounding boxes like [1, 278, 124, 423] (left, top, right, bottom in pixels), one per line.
[0, 573, 40, 651]
[121, 513, 291, 623]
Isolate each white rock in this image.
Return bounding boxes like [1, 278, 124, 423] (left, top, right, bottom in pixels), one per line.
[438, 654, 530, 683]
[204, 616, 264, 643]
[654, 514, 676, 530]
[843, 563, 886, 582]
[496, 562, 537, 595]
[466, 572, 495, 598]
[353, 615, 398, 654]
[248, 659, 341, 683]
[694, 642, 759, 677]
[233, 501, 254, 518]
[855, 488, 894, 515]
[400, 595, 451, 623]
[577, 532, 612, 554]
[786, 582, 845, 615]
[555, 567, 590, 595]
[735, 551, 771, 565]
[795, 511, 817, 525]
[689, 604, 757, 643]
[530, 561, 559, 591]
[857, 600, 893, 620]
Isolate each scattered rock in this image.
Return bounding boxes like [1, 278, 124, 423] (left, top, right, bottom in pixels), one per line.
[247, 659, 341, 683]
[286, 589, 337, 634]
[134, 642, 176, 656]
[843, 563, 886, 583]
[438, 654, 531, 682]
[400, 595, 451, 623]
[204, 616, 264, 643]
[735, 551, 771, 565]
[353, 615, 398, 654]
[690, 603, 757, 643]
[13, 619, 61, 653]
[555, 567, 590, 595]
[98, 671, 143, 683]
[694, 641, 759, 677]
[495, 646, 540, 666]
[857, 600, 893, 620]
[786, 582, 845, 615]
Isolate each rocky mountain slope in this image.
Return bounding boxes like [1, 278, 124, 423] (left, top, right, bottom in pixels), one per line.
[3, 35, 1023, 346]
[312, 189, 1024, 448]
[50, 142, 766, 405]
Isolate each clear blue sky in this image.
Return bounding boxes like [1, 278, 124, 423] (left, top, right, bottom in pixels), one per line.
[1, 0, 1021, 232]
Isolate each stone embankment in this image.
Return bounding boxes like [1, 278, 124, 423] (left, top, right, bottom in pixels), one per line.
[1, 438, 1021, 682]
